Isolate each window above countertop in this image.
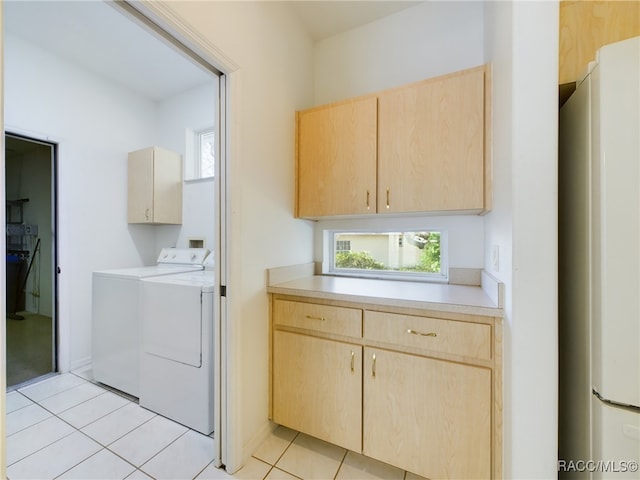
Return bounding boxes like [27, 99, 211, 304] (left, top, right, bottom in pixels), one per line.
[323, 229, 448, 283]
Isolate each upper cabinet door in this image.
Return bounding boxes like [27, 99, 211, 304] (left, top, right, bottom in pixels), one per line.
[128, 147, 182, 225]
[128, 149, 155, 224]
[296, 97, 377, 218]
[378, 66, 486, 214]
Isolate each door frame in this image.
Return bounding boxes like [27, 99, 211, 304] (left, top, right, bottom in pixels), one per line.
[114, 0, 237, 471]
[4, 131, 59, 383]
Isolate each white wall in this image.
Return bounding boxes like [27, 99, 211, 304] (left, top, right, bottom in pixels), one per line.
[4, 33, 159, 369]
[484, 2, 559, 478]
[313, 1, 485, 105]
[4, 32, 217, 371]
[155, 82, 218, 252]
[311, 1, 487, 273]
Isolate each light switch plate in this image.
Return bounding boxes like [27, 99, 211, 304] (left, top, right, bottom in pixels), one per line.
[492, 245, 500, 272]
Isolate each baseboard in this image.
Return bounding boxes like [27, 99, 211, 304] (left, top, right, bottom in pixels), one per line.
[236, 420, 277, 473]
[69, 356, 92, 373]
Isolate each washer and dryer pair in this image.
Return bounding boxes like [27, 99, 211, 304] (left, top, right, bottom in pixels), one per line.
[92, 248, 215, 434]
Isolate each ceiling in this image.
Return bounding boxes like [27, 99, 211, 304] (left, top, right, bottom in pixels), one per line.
[3, 1, 422, 102]
[288, 1, 423, 40]
[3, 1, 213, 102]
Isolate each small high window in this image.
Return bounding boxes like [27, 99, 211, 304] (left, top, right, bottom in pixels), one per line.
[185, 127, 215, 180]
[327, 230, 447, 282]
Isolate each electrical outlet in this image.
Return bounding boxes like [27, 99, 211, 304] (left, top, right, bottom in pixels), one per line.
[492, 245, 500, 272]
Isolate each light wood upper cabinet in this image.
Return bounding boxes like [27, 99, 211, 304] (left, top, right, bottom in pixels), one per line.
[378, 66, 486, 213]
[296, 97, 377, 217]
[128, 146, 182, 225]
[559, 1, 640, 85]
[295, 65, 491, 219]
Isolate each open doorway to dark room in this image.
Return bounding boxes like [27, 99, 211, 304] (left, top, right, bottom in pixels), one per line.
[5, 133, 58, 387]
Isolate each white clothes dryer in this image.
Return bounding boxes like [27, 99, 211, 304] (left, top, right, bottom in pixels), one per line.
[92, 248, 209, 397]
[139, 255, 216, 434]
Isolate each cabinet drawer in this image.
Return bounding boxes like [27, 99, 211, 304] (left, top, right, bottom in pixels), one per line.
[273, 299, 362, 337]
[364, 311, 491, 360]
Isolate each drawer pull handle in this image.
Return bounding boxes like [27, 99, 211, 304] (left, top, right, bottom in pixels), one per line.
[407, 329, 437, 337]
[372, 353, 376, 377]
[305, 314, 326, 321]
[351, 351, 355, 372]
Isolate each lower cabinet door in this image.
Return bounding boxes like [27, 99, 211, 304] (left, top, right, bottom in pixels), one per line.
[363, 347, 492, 479]
[273, 331, 362, 452]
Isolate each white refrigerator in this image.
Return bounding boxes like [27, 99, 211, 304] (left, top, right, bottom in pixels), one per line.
[559, 36, 640, 479]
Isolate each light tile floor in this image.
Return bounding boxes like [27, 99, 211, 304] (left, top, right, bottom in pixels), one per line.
[6, 371, 426, 480]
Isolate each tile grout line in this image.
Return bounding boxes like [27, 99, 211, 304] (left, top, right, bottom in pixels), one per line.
[70, 371, 215, 480]
[9, 371, 216, 480]
[192, 458, 217, 480]
[17, 373, 89, 404]
[131, 425, 193, 478]
[260, 430, 300, 479]
[5, 423, 77, 468]
[333, 448, 349, 480]
[7, 375, 155, 479]
[9, 378, 136, 478]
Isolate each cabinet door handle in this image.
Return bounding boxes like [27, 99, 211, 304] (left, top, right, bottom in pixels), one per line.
[372, 353, 376, 377]
[145, 208, 150, 220]
[386, 188, 390, 209]
[305, 314, 326, 321]
[351, 351, 355, 372]
[366, 190, 370, 210]
[407, 328, 437, 337]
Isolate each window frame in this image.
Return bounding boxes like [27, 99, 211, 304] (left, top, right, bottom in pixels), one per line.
[185, 126, 215, 182]
[324, 229, 449, 283]
[195, 127, 215, 179]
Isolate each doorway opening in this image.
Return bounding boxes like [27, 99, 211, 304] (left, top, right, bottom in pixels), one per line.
[5, 133, 58, 388]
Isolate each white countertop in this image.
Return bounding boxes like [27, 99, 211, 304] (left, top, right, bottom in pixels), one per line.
[267, 275, 503, 317]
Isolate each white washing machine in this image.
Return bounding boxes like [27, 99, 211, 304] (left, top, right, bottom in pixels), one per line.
[92, 248, 209, 397]
[139, 255, 216, 434]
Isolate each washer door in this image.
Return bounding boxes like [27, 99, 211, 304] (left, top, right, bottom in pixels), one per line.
[142, 282, 202, 367]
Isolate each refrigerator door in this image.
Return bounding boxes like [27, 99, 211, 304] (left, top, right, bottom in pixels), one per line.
[590, 37, 640, 408]
[591, 396, 640, 479]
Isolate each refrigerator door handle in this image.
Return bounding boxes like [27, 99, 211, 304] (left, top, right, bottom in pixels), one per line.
[594, 389, 640, 412]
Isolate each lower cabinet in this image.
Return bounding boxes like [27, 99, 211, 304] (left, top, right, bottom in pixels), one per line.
[272, 331, 362, 452]
[270, 296, 502, 479]
[363, 347, 492, 479]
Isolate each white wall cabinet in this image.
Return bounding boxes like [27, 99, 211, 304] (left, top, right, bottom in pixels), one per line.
[128, 146, 183, 224]
[270, 295, 502, 479]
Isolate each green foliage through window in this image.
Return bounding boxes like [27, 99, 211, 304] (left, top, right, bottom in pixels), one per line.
[331, 231, 444, 278]
[414, 232, 441, 273]
[335, 251, 385, 270]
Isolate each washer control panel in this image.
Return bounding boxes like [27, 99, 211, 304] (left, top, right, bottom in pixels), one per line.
[157, 248, 210, 265]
